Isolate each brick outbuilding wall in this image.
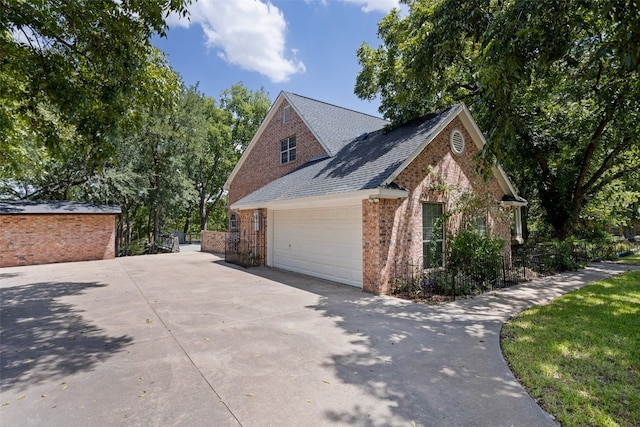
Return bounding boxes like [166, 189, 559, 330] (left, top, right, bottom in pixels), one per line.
[0, 201, 120, 267]
[1, 214, 117, 267]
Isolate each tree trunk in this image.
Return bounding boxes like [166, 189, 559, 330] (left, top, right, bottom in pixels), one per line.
[153, 164, 161, 242]
[200, 201, 208, 231]
[116, 213, 123, 256]
[540, 188, 581, 240]
[521, 205, 530, 242]
[153, 203, 160, 242]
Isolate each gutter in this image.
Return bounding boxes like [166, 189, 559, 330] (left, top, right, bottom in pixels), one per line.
[230, 187, 408, 211]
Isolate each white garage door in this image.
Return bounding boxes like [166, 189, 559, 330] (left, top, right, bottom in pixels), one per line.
[272, 206, 363, 287]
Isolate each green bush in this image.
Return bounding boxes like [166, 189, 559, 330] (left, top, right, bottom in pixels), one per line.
[118, 239, 147, 256]
[447, 230, 505, 287]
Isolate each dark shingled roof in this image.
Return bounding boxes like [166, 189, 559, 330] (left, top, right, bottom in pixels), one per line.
[283, 92, 389, 156]
[234, 106, 458, 206]
[0, 200, 122, 215]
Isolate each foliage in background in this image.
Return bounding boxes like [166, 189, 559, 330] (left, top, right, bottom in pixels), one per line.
[187, 84, 271, 231]
[1, 2, 271, 253]
[1, 0, 191, 179]
[356, 0, 640, 239]
[536, 239, 586, 272]
[87, 82, 269, 252]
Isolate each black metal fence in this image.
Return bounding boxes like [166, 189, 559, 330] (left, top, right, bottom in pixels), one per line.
[225, 216, 265, 268]
[391, 239, 640, 300]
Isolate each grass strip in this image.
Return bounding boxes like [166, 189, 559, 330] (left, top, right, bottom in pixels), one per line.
[501, 270, 640, 427]
[618, 253, 640, 266]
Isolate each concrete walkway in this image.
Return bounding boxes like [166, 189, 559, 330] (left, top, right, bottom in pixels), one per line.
[1, 252, 637, 426]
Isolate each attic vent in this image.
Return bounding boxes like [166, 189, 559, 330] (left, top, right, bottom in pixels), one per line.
[354, 132, 369, 141]
[450, 129, 465, 155]
[283, 105, 291, 124]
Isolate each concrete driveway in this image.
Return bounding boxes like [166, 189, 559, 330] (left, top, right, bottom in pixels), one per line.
[1, 251, 634, 426]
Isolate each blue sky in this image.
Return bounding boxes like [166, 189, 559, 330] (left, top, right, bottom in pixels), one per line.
[152, 0, 402, 117]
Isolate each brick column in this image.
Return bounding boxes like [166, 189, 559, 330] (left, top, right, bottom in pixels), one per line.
[362, 199, 400, 294]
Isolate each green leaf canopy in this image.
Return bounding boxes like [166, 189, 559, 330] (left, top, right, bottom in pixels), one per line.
[356, 0, 640, 238]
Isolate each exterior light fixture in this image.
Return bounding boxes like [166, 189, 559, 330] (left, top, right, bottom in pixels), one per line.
[253, 210, 261, 231]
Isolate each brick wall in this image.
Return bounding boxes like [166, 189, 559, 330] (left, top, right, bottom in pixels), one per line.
[0, 214, 116, 267]
[201, 230, 226, 253]
[228, 101, 328, 205]
[363, 118, 511, 294]
[362, 198, 403, 294]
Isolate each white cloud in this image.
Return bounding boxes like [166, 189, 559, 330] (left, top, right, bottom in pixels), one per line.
[168, 0, 305, 83]
[340, 0, 400, 13]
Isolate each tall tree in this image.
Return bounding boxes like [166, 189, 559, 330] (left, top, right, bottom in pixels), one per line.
[80, 55, 192, 246]
[180, 87, 232, 231]
[1, 0, 191, 183]
[128, 61, 193, 242]
[185, 84, 270, 231]
[356, 0, 640, 239]
[219, 84, 271, 153]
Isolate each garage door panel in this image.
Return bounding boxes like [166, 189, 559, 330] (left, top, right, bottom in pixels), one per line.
[272, 206, 362, 287]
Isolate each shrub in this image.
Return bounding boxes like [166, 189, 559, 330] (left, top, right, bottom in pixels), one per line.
[447, 230, 505, 288]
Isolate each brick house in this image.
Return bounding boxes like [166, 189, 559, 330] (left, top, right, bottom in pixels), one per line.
[224, 92, 525, 294]
[0, 200, 121, 267]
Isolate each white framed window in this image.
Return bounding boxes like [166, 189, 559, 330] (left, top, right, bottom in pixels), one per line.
[280, 136, 297, 164]
[450, 129, 465, 155]
[472, 211, 487, 235]
[283, 105, 291, 124]
[423, 202, 444, 268]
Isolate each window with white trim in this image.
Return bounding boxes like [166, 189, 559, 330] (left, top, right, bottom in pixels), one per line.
[471, 210, 487, 235]
[280, 136, 297, 164]
[423, 203, 444, 268]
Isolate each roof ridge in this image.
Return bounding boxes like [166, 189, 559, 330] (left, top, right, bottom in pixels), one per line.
[282, 91, 388, 121]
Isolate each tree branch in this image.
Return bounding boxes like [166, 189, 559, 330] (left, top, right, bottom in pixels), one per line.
[587, 169, 628, 198]
[573, 95, 621, 203]
[583, 135, 634, 195]
[522, 129, 554, 189]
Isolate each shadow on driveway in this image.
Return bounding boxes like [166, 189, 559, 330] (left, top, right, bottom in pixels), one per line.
[1, 281, 133, 393]
[224, 263, 557, 426]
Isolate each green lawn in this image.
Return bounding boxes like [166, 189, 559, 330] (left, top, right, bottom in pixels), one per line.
[501, 270, 640, 427]
[618, 252, 640, 266]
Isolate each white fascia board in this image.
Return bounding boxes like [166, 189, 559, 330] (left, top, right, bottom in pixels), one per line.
[458, 104, 521, 199]
[224, 92, 286, 191]
[230, 188, 408, 211]
[499, 199, 528, 207]
[382, 104, 463, 186]
[381, 102, 523, 202]
[493, 164, 521, 199]
[457, 103, 486, 151]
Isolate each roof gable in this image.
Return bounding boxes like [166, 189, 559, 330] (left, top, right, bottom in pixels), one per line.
[230, 101, 525, 209]
[224, 92, 388, 190]
[232, 106, 457, 208]
[283, 92, 389, 156]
